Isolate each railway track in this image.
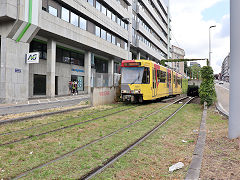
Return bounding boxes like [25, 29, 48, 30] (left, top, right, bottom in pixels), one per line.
[11, 96, 189, 179]
[0, 105, 138, 147]
[80, 97, 194, 180]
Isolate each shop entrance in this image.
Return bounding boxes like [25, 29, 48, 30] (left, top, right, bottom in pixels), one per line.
[71, 75, 84, 92]
[33, 74, 46, 95]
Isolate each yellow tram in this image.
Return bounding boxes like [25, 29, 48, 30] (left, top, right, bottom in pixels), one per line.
[121, 60, 182, 102]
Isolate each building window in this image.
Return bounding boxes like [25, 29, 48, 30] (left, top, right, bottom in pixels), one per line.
[71, 12, 79, 26]
[88, 0, 94, 6]
[49, 6, 57, 17]
[107, 33, 111, 42]
[111, 14, 116, 22]
[107, 9, 111, 19]
[124, 42, 127, 50]
[80, 17, 87, 30]
[30, 40, 47, 60]
[95, 26, 100, 37]
[61, 7, 69, 22]
[62, 50, 71, 63]
[96, 1, 101, 11]
[117, 17, 120, 25]
[56, 47, 84, 66]
[101, 29, 106, 40]
[121, 20, 124, 28]
[101, 5, 106, 15]
[112, 36, 116, 44]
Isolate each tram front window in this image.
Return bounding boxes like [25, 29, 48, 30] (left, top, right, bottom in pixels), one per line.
[121, 67, 149, 84]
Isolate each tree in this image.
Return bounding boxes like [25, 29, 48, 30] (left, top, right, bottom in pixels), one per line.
[191, 64, 201, 79]
[199, 66, 216, 106]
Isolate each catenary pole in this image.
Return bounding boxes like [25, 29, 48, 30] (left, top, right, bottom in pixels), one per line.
[229, 0, 240, 145]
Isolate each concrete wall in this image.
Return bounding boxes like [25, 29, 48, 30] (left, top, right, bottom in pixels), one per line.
[91, 87, 117, 106]
[188, 80, 202, 87]
[0, 37, 29, 103]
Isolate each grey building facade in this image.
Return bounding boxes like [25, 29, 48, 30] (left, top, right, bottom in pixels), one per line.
[221, 53, 230, 82]
[0, 0, 169, 103]
[171, 45, 185, 75]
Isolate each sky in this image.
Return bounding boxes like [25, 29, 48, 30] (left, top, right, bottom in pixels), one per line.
[170, 0, 230, 74]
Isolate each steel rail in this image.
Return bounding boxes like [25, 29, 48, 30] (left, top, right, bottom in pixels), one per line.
[81, 97, 194, 180]
[0, 106, 138, 147]
[11, 96, 188, 180]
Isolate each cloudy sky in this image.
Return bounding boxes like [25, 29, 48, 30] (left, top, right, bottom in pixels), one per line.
[169, 0, 230, 73]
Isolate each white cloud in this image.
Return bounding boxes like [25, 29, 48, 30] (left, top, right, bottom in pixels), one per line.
[170, 0, 230, 73]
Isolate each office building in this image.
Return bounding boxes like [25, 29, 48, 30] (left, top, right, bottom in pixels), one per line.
[0, 0, 170, 103]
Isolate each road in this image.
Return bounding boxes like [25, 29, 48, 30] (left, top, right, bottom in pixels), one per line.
[215, 81, 229, 116]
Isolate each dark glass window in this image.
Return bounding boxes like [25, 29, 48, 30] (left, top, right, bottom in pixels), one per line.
[71, 52, 84, 66]
[30, 40, 47, 60]
[160, 71, 166, 83]
[62, 50, 71, 63]
[95, 58, 108, 73]
[142, 67, 150, 84]
[56, 47, 84, 66]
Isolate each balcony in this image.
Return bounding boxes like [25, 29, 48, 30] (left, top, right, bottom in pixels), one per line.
[0, 0, 17, 22]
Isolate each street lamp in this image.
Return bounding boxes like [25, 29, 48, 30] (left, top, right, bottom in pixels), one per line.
[209, 25, 216, 66]
[122, 17, 131, 60]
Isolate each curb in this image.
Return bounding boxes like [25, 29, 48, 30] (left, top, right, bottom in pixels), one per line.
[0, 106, 91, 125]
[185, 103, 207, 180]
[0, 97, 89, 110]
[215, 102, 229, 118]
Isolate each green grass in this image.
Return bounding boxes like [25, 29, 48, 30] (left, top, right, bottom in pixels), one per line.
[0, 102, 172, 178]
[22, 104, 182, 179]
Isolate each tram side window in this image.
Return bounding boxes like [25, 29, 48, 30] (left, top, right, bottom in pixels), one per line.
[157, 70, 160, 82]
[160, 71, 166, 83]
[142, 67, 150, 84]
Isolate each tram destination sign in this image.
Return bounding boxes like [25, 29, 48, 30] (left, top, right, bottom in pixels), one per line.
[26, 52, 40, 63]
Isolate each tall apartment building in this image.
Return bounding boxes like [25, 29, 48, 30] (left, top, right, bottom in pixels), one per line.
[221, 53, 230, 82]
[0, 0, 170, 103]
[171, 45, 185, 75]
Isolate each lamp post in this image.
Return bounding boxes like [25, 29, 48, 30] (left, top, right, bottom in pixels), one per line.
[209, 25, 216, 66]
[122, 18, 131, 60]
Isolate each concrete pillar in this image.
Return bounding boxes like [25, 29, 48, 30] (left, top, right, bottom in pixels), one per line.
[229, 0, 240, 139]
[0, 37, 29, 103]
[108, 59, 114, 87]
[46, 40, 56, 98]
[137, 52, 141, 59]
[84, 51, 91, 94]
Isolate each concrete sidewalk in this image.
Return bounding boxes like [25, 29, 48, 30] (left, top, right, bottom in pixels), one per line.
[0, 94, 90, 115]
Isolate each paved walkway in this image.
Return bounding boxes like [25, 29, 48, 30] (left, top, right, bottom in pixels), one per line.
[215, 84, 229, 117]
[0, 94, 90, 115]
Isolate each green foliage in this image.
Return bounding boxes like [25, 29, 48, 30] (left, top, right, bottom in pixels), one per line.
[191, 64, 201, 79]
[182, 78, 188, 94]
[199, 66, 216, 106]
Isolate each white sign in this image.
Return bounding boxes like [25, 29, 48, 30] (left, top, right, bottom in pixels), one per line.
[26, 52, 39, 63]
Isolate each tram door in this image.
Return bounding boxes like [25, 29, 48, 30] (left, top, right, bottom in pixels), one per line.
[168, 70, 173, 95]
[152, 69, 157, 97]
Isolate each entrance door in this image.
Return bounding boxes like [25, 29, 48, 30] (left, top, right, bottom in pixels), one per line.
[33, 74, 46, 95]
[169, 71, 173, 95]
[55, 76, 58, 95]
[77, 76, 84, 91]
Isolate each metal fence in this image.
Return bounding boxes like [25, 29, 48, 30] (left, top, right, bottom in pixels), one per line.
[91, 73, 121, 87]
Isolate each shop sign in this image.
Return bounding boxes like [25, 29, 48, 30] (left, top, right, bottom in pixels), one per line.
[15, 68, 22, 73]
[72, 69, 84, 73]
[26, 52, 39, 63]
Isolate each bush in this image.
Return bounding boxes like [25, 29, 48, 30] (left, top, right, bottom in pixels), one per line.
[182, 78, 188, 94]
[199, 66, 216, 106]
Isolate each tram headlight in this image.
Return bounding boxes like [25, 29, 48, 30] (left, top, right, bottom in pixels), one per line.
[134, 90, 141, 94]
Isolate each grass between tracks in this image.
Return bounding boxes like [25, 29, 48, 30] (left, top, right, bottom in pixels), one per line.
[200, 107, 240, 179]
[93, 104, 203, 179]
[21, 103, 182, 179]
[0, 102, 174, 178]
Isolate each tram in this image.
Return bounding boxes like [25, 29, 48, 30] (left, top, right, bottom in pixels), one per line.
[121, 59, 182, 102]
